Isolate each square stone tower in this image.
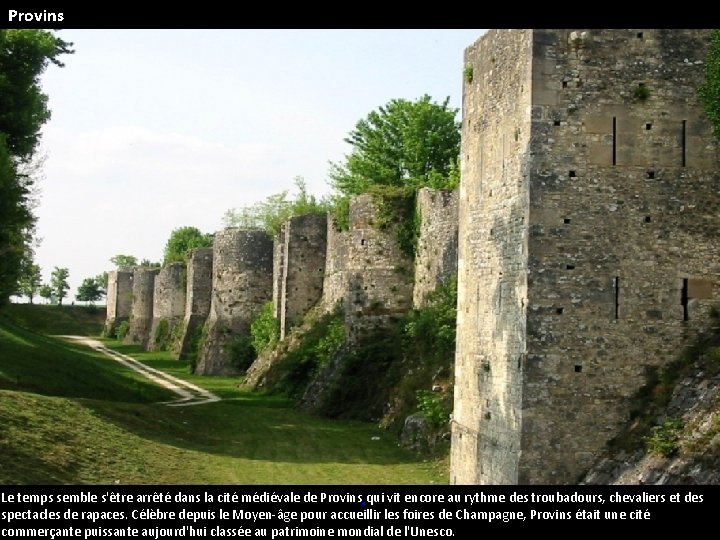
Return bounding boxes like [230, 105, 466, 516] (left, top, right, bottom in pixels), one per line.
[452, 29, 720, 484]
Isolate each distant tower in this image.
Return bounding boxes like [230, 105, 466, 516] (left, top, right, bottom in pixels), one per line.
[174, 247, 213, 359]
[124, 267, 160, 348]
[452, 29, 720, 484]
[104, 267, 133, 337]
[148, 262, 187, 351]
[195, 229, 273, 375]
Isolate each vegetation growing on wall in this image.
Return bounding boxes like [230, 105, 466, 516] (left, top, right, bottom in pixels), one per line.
[604, 306, 720, 461]
[222, 177, 331, 237]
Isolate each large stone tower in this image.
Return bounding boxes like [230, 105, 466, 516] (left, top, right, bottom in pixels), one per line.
[195, 228, 273, 375]
[452, 29, 720, 484]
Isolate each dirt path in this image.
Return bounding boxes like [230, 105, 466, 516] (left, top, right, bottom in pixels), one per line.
[61, 336, 220, 406]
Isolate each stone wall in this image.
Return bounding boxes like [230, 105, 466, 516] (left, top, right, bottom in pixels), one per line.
[195, 228, 273, 375]
[343, 194, 414, 341]
[104, 267, 133, 336]
[320, 216, 350, 311]
[452, 29, 720, 485]
[148, 262, 187, 351]
[174, 247, 213, 359]
[413, 188, 459, 307]
[124, 266, 160, 348]
[278, 213, 327, 339]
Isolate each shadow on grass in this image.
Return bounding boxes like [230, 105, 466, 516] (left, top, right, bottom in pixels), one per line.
[81, 343, 422, 467]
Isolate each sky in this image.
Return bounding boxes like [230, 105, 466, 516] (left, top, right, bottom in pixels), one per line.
[25, 29, 488, 301]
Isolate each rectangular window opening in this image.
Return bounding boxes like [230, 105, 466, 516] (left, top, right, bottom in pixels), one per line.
[562, 80, 568, 88]
[614, 276, 620, 320]
[566, 264, 575, 270]
[556, 307, 564, 315]
[644, 216, 652, 223]
[682, 120, 687, 167]
[647, 171, 655, 179]
[637, 32, 644, 39]
[574, 365, 583, 373]
[682, 278, 689, 321]
[564, 218, 571, 224]
[569, 170, 576, 178]
[612, 117, 617, 166]
[645, 123, 652, 130]
[554, 120, 561, 126]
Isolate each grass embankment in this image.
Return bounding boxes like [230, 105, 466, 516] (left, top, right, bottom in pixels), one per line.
[0, 304, 447, 485]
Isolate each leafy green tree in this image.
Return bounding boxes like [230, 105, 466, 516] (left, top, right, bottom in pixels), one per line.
[163, 226, 213, 265]
[139, 259, 161, 268]
[329, 95, 461, 196]
[50, 266, 69, 305]
[109, 254, 138, 268]
[96, 271, 108, 291]
[17, 261, 42, 303]
[0, 30, 72, 307]
[76, 276, 104, 304]
[700, 29, 720, 136]
[39, 283, 53, 304]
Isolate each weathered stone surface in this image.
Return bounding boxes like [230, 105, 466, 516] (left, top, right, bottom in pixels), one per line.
[124, 267, 160, 348]
[414, 188, 459, 308]
[452, 29, 720, 485]
[278, 214, 327, 339]
[148, 262, 186, 351]
[196, 229, 273, 375]
[104, 267, 133, 336]
[174, 247, 213, 358]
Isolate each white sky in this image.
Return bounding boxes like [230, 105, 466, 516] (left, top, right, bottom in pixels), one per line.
[28, 29, 487, 300]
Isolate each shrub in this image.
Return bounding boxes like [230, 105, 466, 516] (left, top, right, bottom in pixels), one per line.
[645, 418, 683, 457]
[115, 321, 130, 340]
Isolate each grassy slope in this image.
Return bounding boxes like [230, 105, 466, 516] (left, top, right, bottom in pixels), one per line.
[0, 306, 447, 485]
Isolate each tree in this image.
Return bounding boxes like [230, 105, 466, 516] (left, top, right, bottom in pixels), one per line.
[700, 29, 720, 136]
[39, 284, 53, 304]
[17, 260, 42, 303]
[96, 271, 108, 292]
[76, 277, 104, 304]
[163, 226, 213, 265]
[50, 266, 69, 305]
[0, 30, 73, 307]
[109, 254, 138, 268]
[139, 259, 161, 268]
[328, 95, 461, 196]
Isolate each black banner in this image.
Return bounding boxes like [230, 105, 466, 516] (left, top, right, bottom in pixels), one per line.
[0, 485, 715, 534]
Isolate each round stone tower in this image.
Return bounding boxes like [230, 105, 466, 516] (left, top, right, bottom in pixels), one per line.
[124, 266, 160, 348]
[195, 229, 273, 375]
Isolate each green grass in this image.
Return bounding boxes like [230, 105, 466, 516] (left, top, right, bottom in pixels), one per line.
[4, 303, 106, 336]
[0, 308, 448, 485]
